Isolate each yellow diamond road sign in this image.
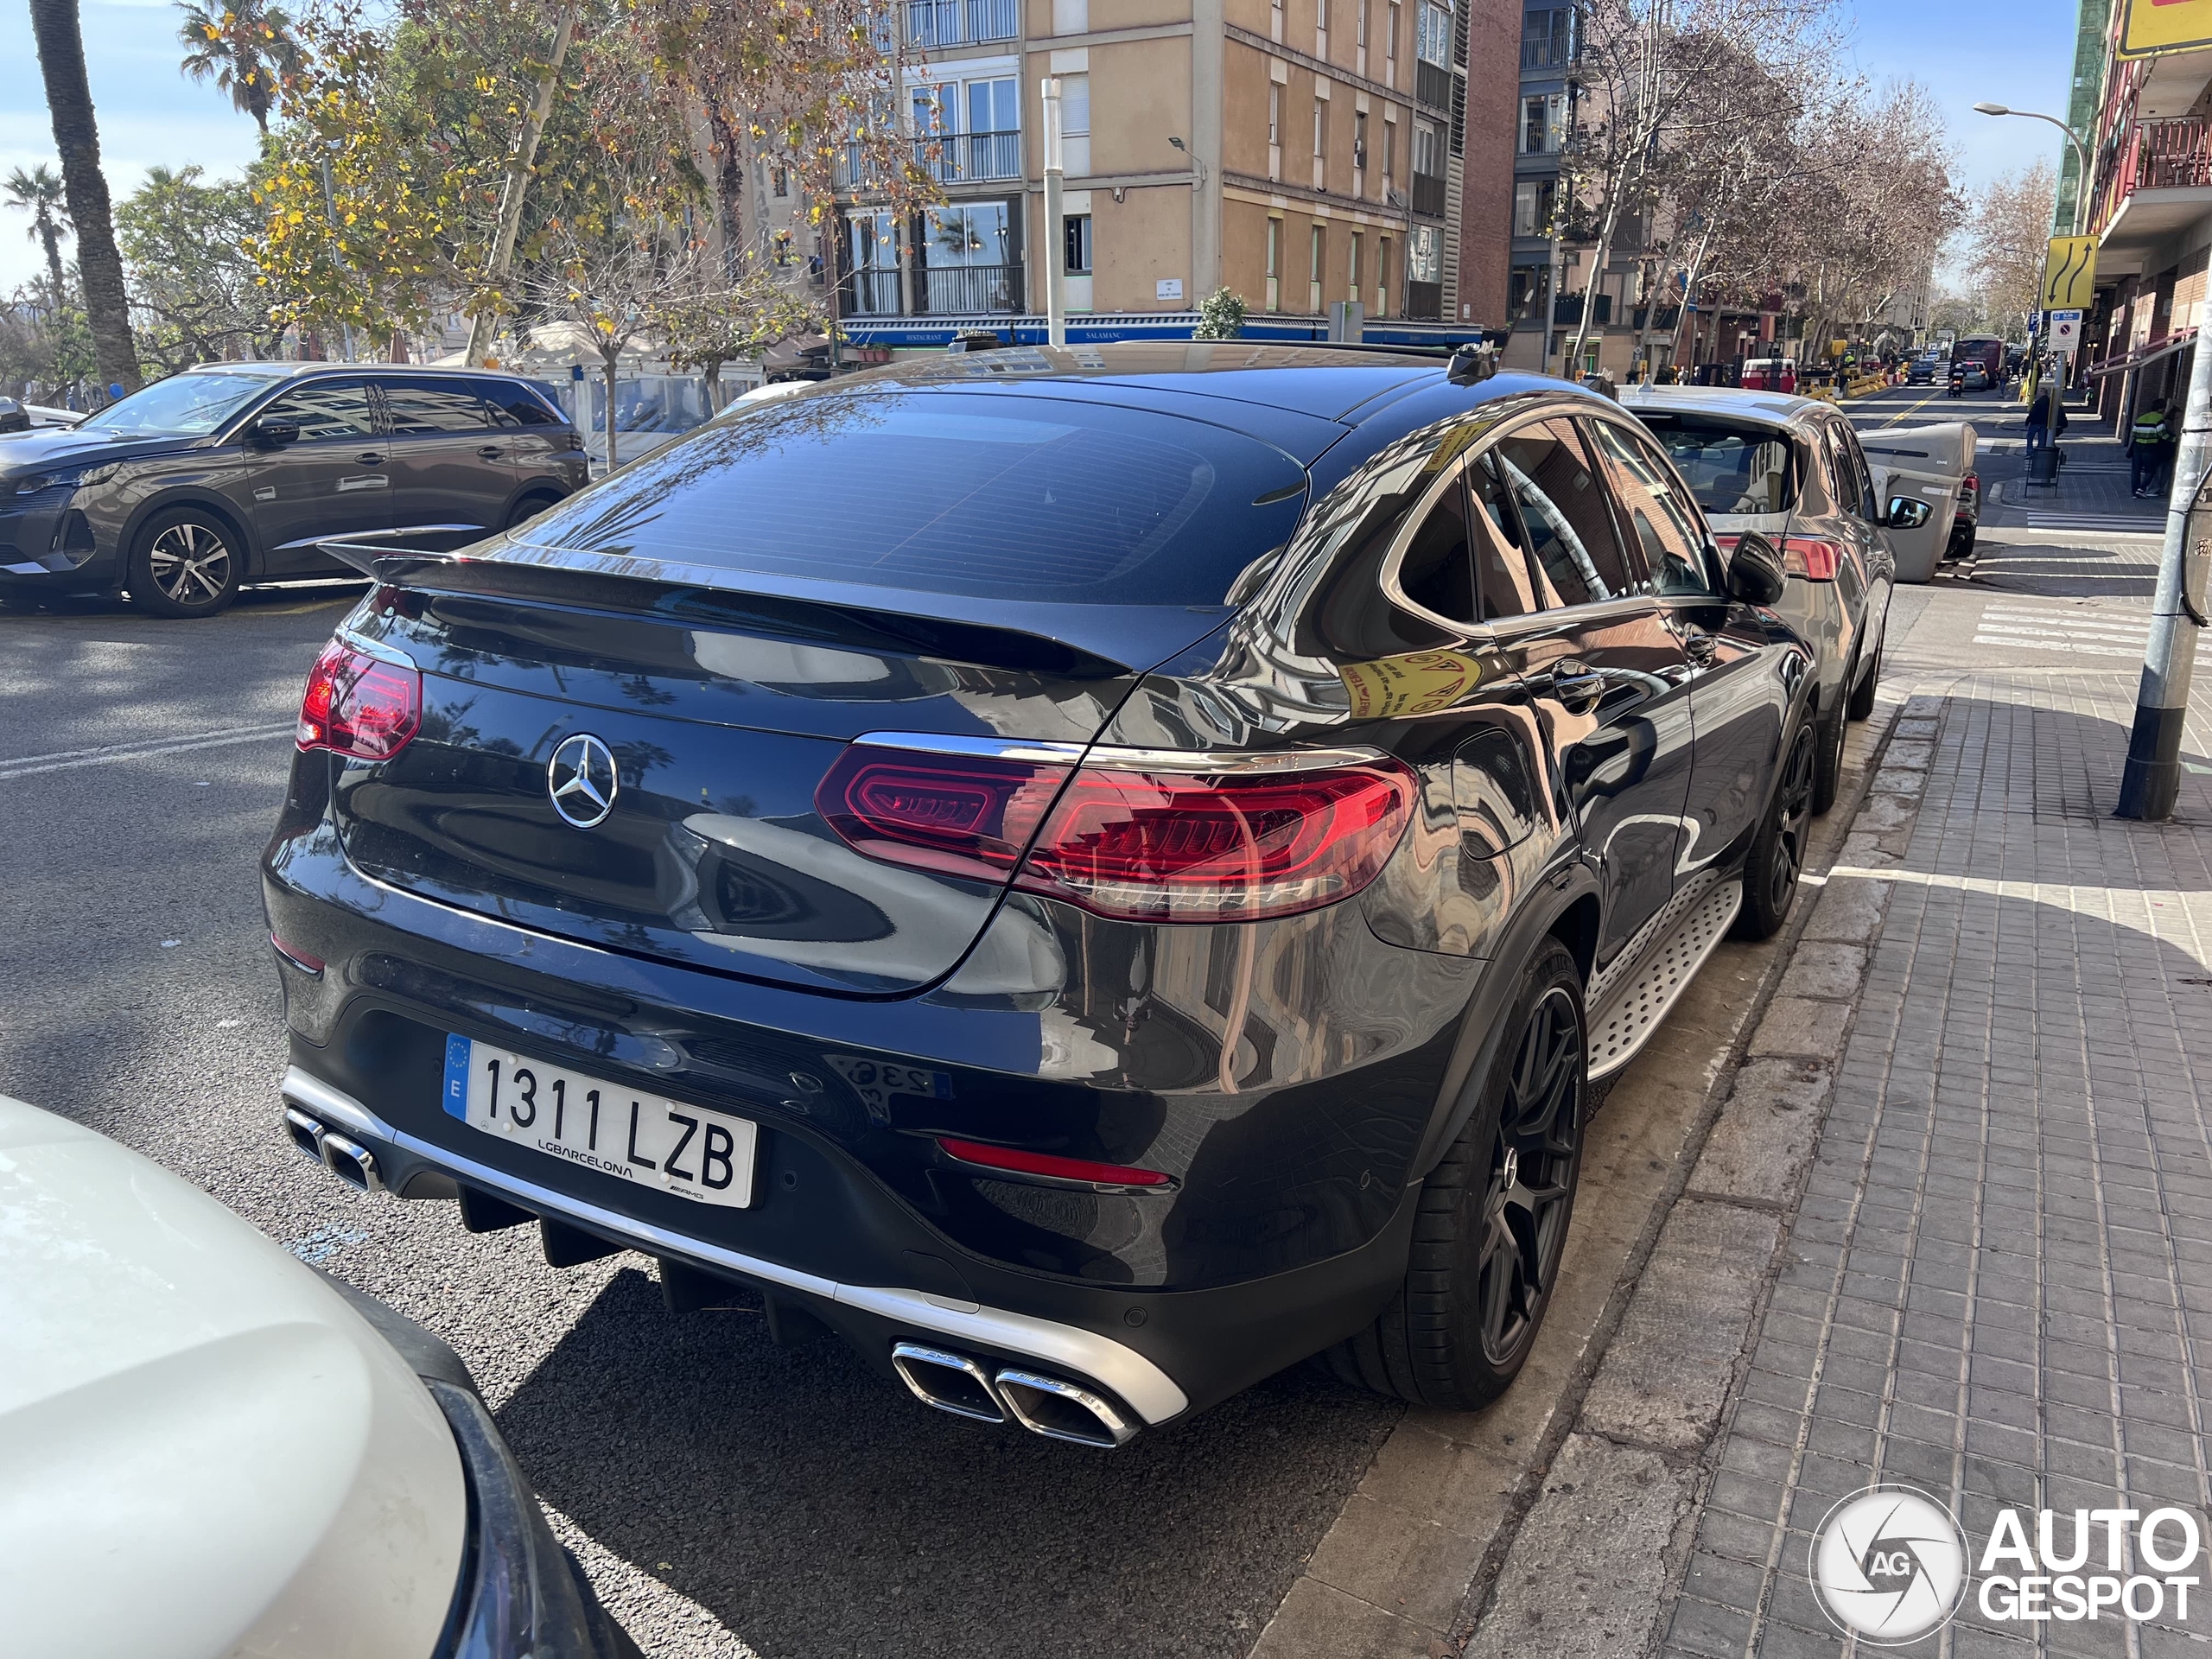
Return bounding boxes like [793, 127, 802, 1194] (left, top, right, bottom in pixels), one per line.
[2044, 236, 2098, 311]
[2121, 0, 2212, 56]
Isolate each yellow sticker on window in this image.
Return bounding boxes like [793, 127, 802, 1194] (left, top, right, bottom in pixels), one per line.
[1340, 650, 1484, 719]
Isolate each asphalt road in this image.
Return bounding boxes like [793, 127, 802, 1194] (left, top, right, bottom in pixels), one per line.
[0, 582, 1402, 1659]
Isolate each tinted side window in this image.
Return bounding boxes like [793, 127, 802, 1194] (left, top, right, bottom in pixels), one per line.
[1584, 419, 1712, 597]
[1395, 470, 1477, 625]
[480, 378, 563, 428]
[1494, 419, 1634, 607]
[384, 377, 490, 435]
[1469, 454, 1540, 620]
[1838, 427, 1879, 519]
[259, 379, 376, 442]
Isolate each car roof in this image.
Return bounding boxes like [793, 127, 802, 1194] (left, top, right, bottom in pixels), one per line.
[843, 340, 1457, 423]
[178, 360, 536, 384]
[1619, 385, 1832, 429]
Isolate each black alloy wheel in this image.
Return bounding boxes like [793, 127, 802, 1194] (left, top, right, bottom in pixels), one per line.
[1318, 936, 1587, 1409]
[1733, 715, 1815, 940]
[505, 492, 562, 531]
[1471, 984, 1584, 1367]
[130, 507, 241, 618]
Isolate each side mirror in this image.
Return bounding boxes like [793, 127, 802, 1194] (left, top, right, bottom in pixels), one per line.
[1726, 530, 1787, 607]
[252, 417, 301, 448]
[1884, 495, 1933, 530]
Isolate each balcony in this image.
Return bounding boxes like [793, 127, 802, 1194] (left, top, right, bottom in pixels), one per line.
[917, 264, 1021, 315]
[1416, 60, 1452, 111]
[849, 270, 903, 316]
[2091, 117, 2212, 252]
[914, 130, 1023, 183]
[1411, 172, 1447, 218]
[906, 0, 1017, 47]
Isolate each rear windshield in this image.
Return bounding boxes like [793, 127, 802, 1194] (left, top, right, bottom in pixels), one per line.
[512, 389, 1308, 606]
[1630, 413, 1798, 515]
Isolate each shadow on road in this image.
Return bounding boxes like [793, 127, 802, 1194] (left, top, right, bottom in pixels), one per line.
[496, 1268, 1400, 1659]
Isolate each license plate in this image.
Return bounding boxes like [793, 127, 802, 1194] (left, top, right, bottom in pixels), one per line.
[442, 1036, 757, 1208]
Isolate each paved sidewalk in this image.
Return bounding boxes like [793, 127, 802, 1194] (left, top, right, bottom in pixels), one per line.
[1652, 669, 2212, 1657]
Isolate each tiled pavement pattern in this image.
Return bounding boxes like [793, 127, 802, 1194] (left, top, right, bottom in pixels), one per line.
[1663, 671, 2212, 1658]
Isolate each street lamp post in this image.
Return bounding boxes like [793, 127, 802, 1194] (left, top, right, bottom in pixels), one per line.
[1978, 104, 2212, 818]
[1972, 103, 2089, 237]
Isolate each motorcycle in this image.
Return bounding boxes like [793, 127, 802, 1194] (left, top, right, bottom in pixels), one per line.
[1948, 369, 1965, 398]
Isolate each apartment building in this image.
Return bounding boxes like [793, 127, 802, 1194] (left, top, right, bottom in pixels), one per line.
[823, 0, 1514, 328]
[2073, 0, 2212, 427]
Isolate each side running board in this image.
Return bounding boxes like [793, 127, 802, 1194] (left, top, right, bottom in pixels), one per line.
[1585, 879, 1744, 1081]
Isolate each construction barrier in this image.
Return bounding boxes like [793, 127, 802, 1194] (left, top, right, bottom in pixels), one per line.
[1846, 372, 1889, 398]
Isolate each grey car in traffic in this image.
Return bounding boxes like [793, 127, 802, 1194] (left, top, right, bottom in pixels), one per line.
[0, 362, 588, 618]
[1622, 385, 1916, 812]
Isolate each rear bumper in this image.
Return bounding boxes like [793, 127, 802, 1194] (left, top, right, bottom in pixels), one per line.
[264, 813, 1469, 1424]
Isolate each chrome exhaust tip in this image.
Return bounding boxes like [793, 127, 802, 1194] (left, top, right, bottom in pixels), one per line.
[995, 1369, 1138, 1448]
[890, 1342, 1007, 1424]
[283, 1105, 326, 1162]
[317, 1128, 385, 1194]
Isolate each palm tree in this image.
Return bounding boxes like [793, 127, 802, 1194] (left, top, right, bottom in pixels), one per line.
[27, 0, 143, 391]
[3, 163, 71, 309]
[176, 0, 303, 137]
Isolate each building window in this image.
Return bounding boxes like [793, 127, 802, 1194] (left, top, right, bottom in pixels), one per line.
[1510, 266, 1550, 324]
[1350, 231, 1363, 297]
[1520, 6, 1573, 68]
[1376, 233, 1392, 317]
[1064, 213, 1092, 275]
[1266, 217, 1282, 311]
[1355, 111, 1368, 175]
[1357, 0, 1368, 46]
[1062, 73, 1090, 138]
[1519, 94, 1564, 156]
[771, 163, 790, 197]
[1410, 224, 1441, 284]
[1387, 1, 1400, 69]
[1382, 117, 1395, 184]
[1513, 178, 1555, 238]
[1268, 82, 1281, 147]
[1413, 118, 1442, 179]
[1313, 99, 1326, 160]
[1310, 223, 1325, 313]
[1416, 0, 1450, 67]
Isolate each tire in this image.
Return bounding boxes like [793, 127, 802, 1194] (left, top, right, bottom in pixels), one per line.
[1733, 711, 1816, 941]
[1319, 937, 1587, 1409]
[1810, 694, 1845, 816]
[129, 507, 241, 618]
[1947, 522, 1975, 563]
[505, 491, 562, 531]
[1847, 641, 1881, 721]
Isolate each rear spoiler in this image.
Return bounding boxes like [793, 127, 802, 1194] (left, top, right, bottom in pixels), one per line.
[315, 538, 1206, 680]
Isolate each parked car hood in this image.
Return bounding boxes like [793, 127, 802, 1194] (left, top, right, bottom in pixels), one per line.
[0, 425, 200, 473]
[0, 1096, 467, 1659]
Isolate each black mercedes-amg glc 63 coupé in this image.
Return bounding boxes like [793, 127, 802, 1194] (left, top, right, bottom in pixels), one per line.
[267, 344, 1812, 1447]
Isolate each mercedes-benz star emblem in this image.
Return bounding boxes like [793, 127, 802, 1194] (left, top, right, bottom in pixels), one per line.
[548, 734, 618, 829]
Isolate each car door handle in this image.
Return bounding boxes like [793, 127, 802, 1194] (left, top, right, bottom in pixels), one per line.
[1681, 628, 1719, 665]
[355, 451, 385, 465]
[477, 445, 504, 460]
[1552, 659, 1605, 712]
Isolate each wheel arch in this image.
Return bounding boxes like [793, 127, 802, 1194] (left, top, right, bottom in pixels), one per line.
[121, 489, 265, 581]
[1404, 861, 1605, 1186]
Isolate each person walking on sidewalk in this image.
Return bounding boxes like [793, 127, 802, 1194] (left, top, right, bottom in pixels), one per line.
[2132, 401, 2174, 497]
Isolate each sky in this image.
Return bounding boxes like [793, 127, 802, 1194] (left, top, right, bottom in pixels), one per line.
[0, 0, 2086, 296]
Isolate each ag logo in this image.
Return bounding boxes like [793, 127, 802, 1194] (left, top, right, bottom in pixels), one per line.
[1809, 1485, 1968, 1644]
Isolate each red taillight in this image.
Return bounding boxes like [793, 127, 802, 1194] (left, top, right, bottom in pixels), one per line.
[270, 934, 326, 975]
[1962, 471, 1980, 496]
[937, 1137, 1173, 1188]
[297, 638, 422, 760]
[816, 744, 1417, 923]
[1782, 537, 1843, 582]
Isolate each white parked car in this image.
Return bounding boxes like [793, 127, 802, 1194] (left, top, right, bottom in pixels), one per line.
[0, 1096, 639, 1659]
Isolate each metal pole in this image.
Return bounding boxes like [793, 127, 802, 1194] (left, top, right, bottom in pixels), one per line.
[317, 153, 357, 364]
[1042, 77, 1066, 348]
[2117, 323, 2212, 819]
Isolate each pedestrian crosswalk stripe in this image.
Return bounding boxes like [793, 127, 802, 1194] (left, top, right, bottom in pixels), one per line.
[1974, 622, 2152, 648]
[1967, 633, 2145, 657]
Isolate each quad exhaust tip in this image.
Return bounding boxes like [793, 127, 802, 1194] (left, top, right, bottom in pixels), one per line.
[283, 1105, 385, 1194]
[890, 1341, 1137, 1447]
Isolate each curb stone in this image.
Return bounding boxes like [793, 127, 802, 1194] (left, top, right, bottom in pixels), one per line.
[1442, 689, 1939, 1656]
